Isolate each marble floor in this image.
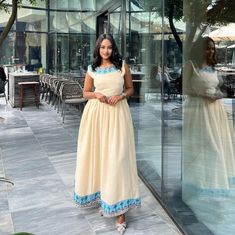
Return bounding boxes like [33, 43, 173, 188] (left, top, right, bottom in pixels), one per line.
[0, 97, 182, 235]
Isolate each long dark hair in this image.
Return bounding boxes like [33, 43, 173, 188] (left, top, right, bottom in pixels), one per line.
[189, 36, 217, 68]
[92, 33, 122, 71]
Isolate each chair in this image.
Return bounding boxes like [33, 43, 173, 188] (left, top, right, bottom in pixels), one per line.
[59, 82, 86, 123]
[0, 80, 7, 103]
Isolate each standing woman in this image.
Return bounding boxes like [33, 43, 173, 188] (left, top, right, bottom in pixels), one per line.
[74, 34, 141, 234]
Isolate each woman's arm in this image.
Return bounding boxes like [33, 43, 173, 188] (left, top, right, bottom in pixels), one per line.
[123, 62, 134, 97]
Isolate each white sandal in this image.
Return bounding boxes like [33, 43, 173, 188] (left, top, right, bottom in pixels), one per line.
[116, 221, 127, 234]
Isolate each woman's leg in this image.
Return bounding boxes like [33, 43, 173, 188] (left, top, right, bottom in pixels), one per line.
[116, 214, 126, 234]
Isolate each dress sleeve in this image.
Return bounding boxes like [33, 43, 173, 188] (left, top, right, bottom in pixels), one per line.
[87, 65, 95, 79]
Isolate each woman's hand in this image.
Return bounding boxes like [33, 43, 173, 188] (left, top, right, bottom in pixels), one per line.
[95, 92, 108, 103]
[107, 95, 123, 105]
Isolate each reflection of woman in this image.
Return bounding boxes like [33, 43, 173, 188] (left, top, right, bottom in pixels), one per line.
[74, 34, 140, 234]
[150, 65, 173, 98]
[182, 36, 235, 203]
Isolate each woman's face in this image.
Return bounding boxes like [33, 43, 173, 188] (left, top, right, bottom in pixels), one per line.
[99, 39, 113, 60]
[206, 40, 215, 61]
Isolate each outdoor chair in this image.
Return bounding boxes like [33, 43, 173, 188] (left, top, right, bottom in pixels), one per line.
[59, 81, 86, 123]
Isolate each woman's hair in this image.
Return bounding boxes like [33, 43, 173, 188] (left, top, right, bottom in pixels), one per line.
[189, 36, 217, 67]
[92, 33, 122, 71]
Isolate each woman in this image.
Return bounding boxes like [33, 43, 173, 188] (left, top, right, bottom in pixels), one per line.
[74, 34, 141, 234]
[182, 37, 235, 221]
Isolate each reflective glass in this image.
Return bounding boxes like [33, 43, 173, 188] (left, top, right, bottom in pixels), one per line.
[0, 32, 46, 71]
[21, 0, 46, 8]
[50, 11, 69, 33]
[110, 7, 122, 53]
[0, 8, 16, 29]
[0, 32, 14, 65]
[96, 0, 110, 10]
[50, 0, 97, 11]
[17, 8, 47, 32]
[181, 1, 235, 234]
[127, 0, 163, 196]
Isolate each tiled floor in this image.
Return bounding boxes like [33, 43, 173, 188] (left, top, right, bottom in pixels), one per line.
[0, 98, 182, 235]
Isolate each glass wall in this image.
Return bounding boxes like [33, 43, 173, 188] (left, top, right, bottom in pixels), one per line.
[0, 3, 47, 71]
[126, 0, 164, 197]
[48, 1, 96, 75]
[180, 1, 235, 234]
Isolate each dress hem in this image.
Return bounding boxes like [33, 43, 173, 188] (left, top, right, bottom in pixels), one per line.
[73, 191, 141, 217]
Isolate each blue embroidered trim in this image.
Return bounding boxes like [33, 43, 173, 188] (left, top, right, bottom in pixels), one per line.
[73, 191, 100, 206]
[88, 65, 119, 74]
[73, 191, 141, 216]
[183, 182, 235, 198]
[101, 197, 141, 215]
[199, 66, 215, 73]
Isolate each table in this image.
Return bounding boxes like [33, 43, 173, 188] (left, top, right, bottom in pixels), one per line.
[8, 72, 40, 108]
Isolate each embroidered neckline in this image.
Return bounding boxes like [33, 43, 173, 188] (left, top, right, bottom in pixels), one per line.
[199, 66, 215, 73]
[95, 65, 119, 74]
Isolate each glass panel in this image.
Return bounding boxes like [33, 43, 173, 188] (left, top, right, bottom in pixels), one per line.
[80, 12, 96, 33]
[109, 7, 122, 53]
[181, 1, 235, 234]
[25, 33, 47, 72]
[50, 0, 69, 10]
[49, 33, 69, 73]
[96, 0, 111, 10]
[0, 32, 46, 71]
[0, 6, 16, 29]
[0, 32, 14, 65]
[21, 0, 46, 8]
[127, 0, 163, 195]
[17, 8, 47, 32]
[50, 11, 69, 33]
[50, 0, 96, 11]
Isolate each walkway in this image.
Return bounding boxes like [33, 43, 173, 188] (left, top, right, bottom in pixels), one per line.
[0, 98, 181, 235]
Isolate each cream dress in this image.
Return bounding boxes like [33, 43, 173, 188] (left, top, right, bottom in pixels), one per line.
[74, 62, 140, 217]
[182, 60, 235, 202]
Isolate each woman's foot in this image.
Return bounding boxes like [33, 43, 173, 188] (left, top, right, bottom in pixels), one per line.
[116, 214, 126, 234]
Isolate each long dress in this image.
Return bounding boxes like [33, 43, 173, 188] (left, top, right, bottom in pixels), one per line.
[74, 62, 141, 217]
[182, 61, 235, 234]
[182, 60, 235, 202]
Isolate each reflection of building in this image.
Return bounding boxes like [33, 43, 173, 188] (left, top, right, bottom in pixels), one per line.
[1, 1, 225, 235]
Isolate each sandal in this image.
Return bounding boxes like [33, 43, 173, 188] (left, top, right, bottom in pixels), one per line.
[116, 221, 127, 234]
